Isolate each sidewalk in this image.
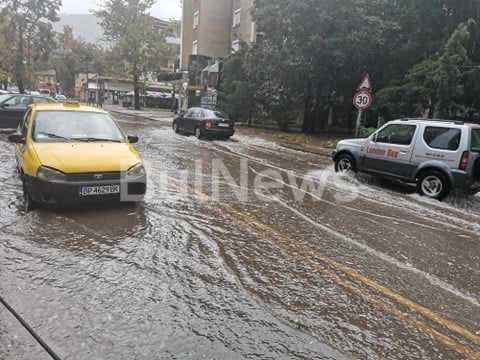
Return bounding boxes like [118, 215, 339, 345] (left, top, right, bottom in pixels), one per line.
[104, 104, 338, 157]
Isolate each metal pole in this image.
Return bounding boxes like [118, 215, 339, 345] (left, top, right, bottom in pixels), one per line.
[355, 109, 363, 137]
[86, 61, 89, 103]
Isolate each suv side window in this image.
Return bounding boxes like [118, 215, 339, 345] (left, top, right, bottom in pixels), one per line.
[471, 129, 480, 152]
[376, 124, 416, 145]
[423, 127, 461, 150]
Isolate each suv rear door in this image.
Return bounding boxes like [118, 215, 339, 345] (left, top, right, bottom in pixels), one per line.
[363, 123, 417, 177]
[408, 124, 464, 178]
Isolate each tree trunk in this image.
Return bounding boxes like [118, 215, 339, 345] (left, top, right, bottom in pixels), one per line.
[302, 81, 313, 133]
[427, 99, 436, 118]
[134, 74, 140, 110]
[312, 81, 323, 133]
[16, 34, 26, 94]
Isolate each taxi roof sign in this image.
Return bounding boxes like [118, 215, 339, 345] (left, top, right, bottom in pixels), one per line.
[356, 73, 372, 92]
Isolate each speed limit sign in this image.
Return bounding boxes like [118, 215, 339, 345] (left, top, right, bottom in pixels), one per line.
[353, 91, 372, 110]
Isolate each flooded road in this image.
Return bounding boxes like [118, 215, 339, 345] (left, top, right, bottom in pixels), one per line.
[1, 113, 479, 360]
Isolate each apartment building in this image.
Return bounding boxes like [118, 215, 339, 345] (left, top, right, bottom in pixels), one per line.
[180, 0, 257, 69]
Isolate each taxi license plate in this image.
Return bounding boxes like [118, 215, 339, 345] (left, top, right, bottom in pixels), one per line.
[217, 123, 230, 128]
[79, 185, 120, 196]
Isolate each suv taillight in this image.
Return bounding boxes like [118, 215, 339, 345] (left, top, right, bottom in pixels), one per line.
[459, 151, 469, 171]
[205, 120, 212, 129]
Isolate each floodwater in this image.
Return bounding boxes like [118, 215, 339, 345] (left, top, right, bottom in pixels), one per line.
[0, 114, 479, 360]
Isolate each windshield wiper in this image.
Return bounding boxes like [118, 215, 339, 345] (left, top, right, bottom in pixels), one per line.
[73, 137, 121, 143]
[37, 132, 71, 141]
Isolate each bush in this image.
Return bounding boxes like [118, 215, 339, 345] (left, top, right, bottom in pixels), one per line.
[358, 127, 377, 138]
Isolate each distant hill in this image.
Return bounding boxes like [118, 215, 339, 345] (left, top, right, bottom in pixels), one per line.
[53, 14, 108, 46]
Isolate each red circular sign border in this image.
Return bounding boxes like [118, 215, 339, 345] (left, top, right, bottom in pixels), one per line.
[353, 91, 372, 110]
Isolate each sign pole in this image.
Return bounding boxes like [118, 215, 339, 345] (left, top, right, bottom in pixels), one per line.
[355, 109, 363, 137]
[352, 73, 373, 137]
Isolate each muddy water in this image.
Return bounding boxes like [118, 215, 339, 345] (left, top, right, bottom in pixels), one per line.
[0, 116, 479, 360]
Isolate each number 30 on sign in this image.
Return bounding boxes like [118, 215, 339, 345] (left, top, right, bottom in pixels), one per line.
[353, 91, 372, 110]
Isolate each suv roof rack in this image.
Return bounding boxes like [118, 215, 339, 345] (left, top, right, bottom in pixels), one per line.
[400, 117, 464, 125]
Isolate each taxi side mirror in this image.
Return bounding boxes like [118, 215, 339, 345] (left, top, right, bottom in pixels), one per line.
[127, 135, 138, 143]
[8, 133, 25, 144]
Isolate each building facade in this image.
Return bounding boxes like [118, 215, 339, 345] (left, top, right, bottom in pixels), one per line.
[180, 0, 257, 69]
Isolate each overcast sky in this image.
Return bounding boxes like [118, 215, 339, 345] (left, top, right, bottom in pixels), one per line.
[60, 0, 182, 20]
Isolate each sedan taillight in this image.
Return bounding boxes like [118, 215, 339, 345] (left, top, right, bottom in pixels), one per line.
[205, 120, 212, 129]
[459, 151, 469, 171]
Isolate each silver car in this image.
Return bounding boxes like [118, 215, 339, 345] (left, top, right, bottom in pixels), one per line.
[332, 118, 480, 200]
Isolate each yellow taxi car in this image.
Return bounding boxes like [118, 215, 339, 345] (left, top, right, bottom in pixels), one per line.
[8, 101, 146, 210]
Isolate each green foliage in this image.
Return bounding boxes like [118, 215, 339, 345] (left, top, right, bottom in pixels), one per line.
[358, 127, 377, 138]
[225, 0, 480, 129]
[0, 0, 61, 92]
[94, 0, 164, 109]
[375, 19, 480, 121]
[217, 49, 256, 124]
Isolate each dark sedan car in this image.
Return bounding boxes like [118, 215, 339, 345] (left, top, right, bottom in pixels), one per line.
[0, 93, 56, 129]
[173, 107, 234, 139]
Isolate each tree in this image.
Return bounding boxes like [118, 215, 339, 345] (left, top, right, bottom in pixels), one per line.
[0, 11, 14, 90]
[250, 0, 392, 132]
[375, 19, 480, 120]
[217, 45, 257, 125]
[54, 26, 102, 97]
[94, 0, 165, 110]
[0, 0, 60, 93]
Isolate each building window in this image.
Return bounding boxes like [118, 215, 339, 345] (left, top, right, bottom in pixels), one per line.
[192, 40, 198, 55]
[232, 40, 240, 53]
[193, 11, 199, 29]
[255, 32, 265, 44]
[233, 8, 241, 27]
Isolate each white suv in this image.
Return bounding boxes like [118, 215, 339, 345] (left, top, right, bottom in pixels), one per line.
[332, 118, 480, 200]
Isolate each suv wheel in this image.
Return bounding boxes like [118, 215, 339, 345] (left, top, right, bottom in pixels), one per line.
[335, 154, 356, 173]
[417, 171, 449, 200]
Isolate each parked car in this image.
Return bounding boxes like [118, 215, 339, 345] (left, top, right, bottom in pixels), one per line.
[54, 94, 67, 101]
[8, 101, 146, 210]
[0, 93, 56, 129]
[332, 118, 480, 200]
[173, 107, 235, 140]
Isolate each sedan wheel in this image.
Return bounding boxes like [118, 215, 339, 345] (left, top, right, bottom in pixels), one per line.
[173, 122, 179, 133]
[195, 127, 202, 139]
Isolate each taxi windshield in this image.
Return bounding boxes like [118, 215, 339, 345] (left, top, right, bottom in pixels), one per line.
[32, 111, 125, 143]
[471, 129, 480, 152]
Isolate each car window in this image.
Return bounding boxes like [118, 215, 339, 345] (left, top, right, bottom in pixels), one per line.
[189, 109, 200, 117]
[33, 96, 54, 104]
[213, 110, 228, 119]
[0, 94, 11, 103]
[184, 109, 194, 117]
[471, 129, 480, 152]
[376, 124, 416, 145]
[32, 111, 125, 142]
[423, 127, 461, 150]
[3, 95, 30, 108]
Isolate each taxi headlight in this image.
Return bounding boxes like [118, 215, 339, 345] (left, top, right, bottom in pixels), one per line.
[37, 166, 67, 182]
[127, 163, 145, 177]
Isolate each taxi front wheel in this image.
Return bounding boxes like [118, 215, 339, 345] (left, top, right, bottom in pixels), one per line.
[417, 171, 450, 200]
[23, 180, 38, 212]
